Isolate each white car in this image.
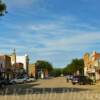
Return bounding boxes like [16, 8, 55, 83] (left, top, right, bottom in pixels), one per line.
[10, 77, 27, 84]
[26, 78, 36, 82]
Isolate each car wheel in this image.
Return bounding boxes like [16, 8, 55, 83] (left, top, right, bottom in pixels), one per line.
[72, 83, 76, 85]
[12, 81, 16, 84]
[83, 83, 85, 85]
[23, 80, 26, 83]
[1, 84, 6, 89]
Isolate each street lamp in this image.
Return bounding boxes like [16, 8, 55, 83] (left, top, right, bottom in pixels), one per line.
[0, 0, 7, 16]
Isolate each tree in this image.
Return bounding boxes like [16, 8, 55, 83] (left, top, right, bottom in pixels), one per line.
[35, 60, 53, 72]
[0, 0, 7, 16]
[35, 60, 53, 79]
[63, 59, 84, 75]
[50, 68, 62, 77]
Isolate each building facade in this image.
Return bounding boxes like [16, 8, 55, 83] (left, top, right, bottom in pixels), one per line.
[35, 61, 49, 79]
[0, 55, 12, 79]
[29, 64, 36, 77]
[10, 49, 29, 75]
[14, 63, 23, 68]
[16, 54, 29, 74]
[83, 51, 100, 80]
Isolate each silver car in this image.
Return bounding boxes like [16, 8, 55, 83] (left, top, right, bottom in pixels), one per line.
[10, 77, 27, 84]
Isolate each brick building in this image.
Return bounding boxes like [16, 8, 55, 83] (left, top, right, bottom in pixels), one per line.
[29, 63, 49, 79]
[29, 64, 36, 77]
[14, 63, 23, 68]
[0, 55, 12, 79]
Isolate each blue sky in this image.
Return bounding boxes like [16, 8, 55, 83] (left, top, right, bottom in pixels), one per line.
[0, 0, 100, 67]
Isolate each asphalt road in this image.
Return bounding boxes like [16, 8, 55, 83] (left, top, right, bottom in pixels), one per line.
[0, 77, 100, 100]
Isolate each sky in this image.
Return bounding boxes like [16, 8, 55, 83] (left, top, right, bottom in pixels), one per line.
[0, 0, 100, 67]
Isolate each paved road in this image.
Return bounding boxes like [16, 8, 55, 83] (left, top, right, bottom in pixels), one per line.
[0, 77, 100, 100]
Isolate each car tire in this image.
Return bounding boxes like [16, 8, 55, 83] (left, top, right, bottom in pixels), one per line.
[83, 83, 85, 85]
[12, 81, 16, 85]
[72, 83, 76, 85]
[1, 84, 6, 89]
[23, 80, 26, 83]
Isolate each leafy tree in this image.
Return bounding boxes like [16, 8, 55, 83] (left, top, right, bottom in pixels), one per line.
[0, 0, 7, 16]
[63, 59, 84, 75]
[35, 60, 53, 72]
[50, 68, 63, 77]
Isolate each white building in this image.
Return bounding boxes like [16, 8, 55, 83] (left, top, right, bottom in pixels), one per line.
[10, 49, 29, 74]
[16, 54, 29, 74]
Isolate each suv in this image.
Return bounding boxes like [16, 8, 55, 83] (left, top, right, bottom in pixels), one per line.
[72, 76, 93, 85]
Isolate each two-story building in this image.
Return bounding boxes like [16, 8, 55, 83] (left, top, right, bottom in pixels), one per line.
[0, 55, 12, 79]
[83, 51, 100, 80]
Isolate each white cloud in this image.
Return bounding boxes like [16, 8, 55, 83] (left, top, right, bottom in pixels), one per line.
[18, 30, 100, 54]
[1, 10, 100, 67]
[14, 16, 100, 56]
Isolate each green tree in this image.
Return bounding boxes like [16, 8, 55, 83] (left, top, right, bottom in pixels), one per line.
[35, 60, 53, 72]
[50, 68, 63, 77]
[63, 59, 84, 75]
[0, 0, 7, 16]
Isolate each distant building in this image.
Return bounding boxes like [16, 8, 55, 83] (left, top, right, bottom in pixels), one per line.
[0, 55, 12, 79]
[83, 51, 100, 80]
[16, 54, 29, 74]
[28, 63, 49, 79]
[10, 49, 29, 74]
[0, 55, 11, 69]
[14, 63, 23, 68]
[35, 61, 49, 79]
[44, 69, 49, 78]
[28, 63, 45, 79]
[13, 63, 26, 78]
[29, 64, 36, 77]
[10, 48, 16, 66]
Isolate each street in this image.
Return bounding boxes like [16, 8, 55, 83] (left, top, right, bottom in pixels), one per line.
[0, 77, 100, 100]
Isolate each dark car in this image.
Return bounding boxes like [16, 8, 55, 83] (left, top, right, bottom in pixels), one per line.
[0, 77, 7, 89]
[72, 76, 93, 85]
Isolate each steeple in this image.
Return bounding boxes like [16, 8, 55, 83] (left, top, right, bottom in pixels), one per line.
[10, 48, 16, 65]
[13, 48, 16, 55]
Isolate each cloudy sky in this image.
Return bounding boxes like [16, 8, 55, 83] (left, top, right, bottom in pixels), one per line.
[0, 0, 100, 67]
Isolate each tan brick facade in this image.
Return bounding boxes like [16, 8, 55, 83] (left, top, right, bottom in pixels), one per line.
[29, 64, 36, 77]
[83, 51, 100, 80]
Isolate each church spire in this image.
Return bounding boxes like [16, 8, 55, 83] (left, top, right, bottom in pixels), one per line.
[13, 48, 16, 55]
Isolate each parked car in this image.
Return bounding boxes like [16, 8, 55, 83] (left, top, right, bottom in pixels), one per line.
[10, 77, 27, 84]
[65, 75, 73, 82]
[0, 77, 8, 88]
[26, 78, 36, 82]
[72, 76, 93, 85]
[3, 79, 11, 85]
